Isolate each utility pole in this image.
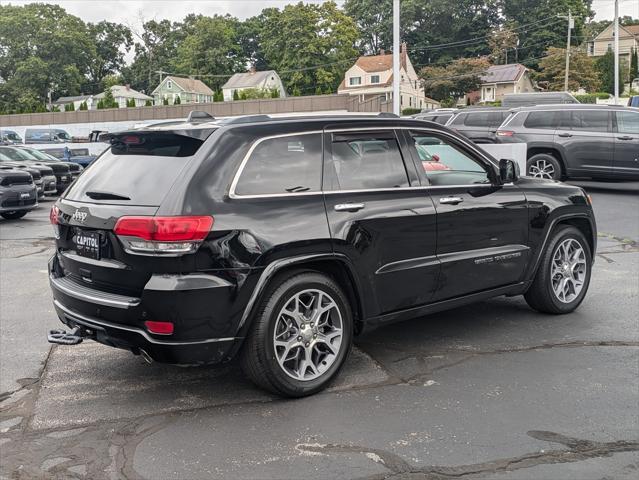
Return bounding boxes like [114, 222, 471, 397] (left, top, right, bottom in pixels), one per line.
[614, 0, 620, 103]
[560, 9, 574, 92]
[392, 0, 400, 116]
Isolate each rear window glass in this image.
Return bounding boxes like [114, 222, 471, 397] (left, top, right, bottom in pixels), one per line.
[564, 110, 610, 131]
[64, 133, 208, 206]
[235, 133, 322, 196]
[524, 111, 561, 129]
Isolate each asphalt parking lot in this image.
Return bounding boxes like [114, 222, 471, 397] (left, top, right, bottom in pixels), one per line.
[1, 181, 638, 480]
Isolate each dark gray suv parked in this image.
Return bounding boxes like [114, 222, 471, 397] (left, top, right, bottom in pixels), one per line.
[445, 107, 511, 144]
[497, 105, 639, 181]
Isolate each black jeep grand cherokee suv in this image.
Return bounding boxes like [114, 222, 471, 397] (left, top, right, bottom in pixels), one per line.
[48, 114, 596, 397]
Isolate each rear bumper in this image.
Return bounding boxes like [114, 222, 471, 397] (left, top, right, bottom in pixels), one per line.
[52, 299, 239, 365]
[48, 254, 244, 365]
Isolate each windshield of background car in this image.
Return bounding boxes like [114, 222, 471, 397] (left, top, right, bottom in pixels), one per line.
[55, 130, 71, 140]
[64, 132, 210, 206]
[23, 149, 60, 162]
[2, 131, 22, 141]
[0, 147, 36, 161]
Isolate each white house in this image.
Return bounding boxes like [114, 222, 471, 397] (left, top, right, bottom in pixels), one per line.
[151, 76, 215, 105]
[221, 69, 286, 101]
[52, 85, 153, 110]
[478, 64, 536, 103]
[337, 43, 439, 111]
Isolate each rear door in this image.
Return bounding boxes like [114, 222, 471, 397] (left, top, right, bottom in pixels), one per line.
[554, 109, 614, 177]
[406, 129, 529, 301]
[323, 127, 439, 315]
[613, 109, 639, 179]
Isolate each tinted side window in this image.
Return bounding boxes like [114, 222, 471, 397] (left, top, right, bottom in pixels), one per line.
[464, 112, 504, 127]
[524, 111, 560, 129]
[616, 111, 639, 134]
[235, 133, 322, 196]
[565, 110, 610, 132]
[325, 132, 409, 190]
[410, 131, 489, 186]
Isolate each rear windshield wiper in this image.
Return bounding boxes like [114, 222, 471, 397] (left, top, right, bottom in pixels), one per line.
[85, 190, 131, 200]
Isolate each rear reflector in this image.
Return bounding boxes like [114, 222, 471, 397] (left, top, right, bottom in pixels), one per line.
[114, 216, 213, 241]
[144, 321, 174, 335]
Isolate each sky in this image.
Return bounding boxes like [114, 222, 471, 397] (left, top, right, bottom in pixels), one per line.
[6, 0, 638, 29]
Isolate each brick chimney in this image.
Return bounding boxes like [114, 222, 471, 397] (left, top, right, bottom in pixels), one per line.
[379, 49, 385, 55]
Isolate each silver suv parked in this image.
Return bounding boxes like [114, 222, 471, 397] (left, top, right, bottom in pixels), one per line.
[497, 105, 639, 181]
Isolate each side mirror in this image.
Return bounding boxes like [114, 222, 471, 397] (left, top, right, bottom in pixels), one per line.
[499, 158, 519, 183]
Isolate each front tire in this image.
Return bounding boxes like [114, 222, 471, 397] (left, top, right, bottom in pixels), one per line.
[527, 153, 562, 180]
[240, 271, 353, 397]
[525, 226, 592, 314]
[1, 210, 28, 220]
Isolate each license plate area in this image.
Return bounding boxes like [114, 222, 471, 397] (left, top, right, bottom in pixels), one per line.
[75, 230, 103, 260]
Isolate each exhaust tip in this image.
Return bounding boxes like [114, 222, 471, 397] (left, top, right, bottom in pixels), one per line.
[139, 349, 153, 364]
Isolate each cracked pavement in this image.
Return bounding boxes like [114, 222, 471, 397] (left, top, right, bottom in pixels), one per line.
[1, 181, 638, 479]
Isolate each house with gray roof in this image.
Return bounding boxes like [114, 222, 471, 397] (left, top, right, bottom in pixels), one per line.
[52, 94, 95, 111]
[151, 76, 215, 105]
[478, 64, 536, 103]
[222, 69, 286, 101]
[53, 85, 153, 110]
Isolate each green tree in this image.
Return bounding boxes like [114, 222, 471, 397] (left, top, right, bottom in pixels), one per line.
[79, 101, 88, 110]
[596, 49, 626, 94]
[174, 95, 181, 104]
[419, 57, 491, 102]
[257, 2, 359, 95]
[163, 97, 169, 105]
[631, 48, 638, 81]
[0, 3, 94, 111]
[102, 87, 118, 108]
[96, 99, 105, 109]
[86, 21, 132, 91]
[233, 89, 240, 101]
[502, 0, 593, 67]
[537, 46, 600, 91]
[344, 0, 393, 54]
[64, 103, 74, 111]
[145, 99, 153, 106]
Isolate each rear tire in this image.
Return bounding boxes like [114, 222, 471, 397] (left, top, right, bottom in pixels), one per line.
[240, 271, 353, 397]
[1, 211, 28, 220]
[527, 153, 562, 181]
[525, 226, 592, 314]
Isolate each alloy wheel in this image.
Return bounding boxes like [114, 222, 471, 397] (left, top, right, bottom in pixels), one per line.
[551, 238, 587, 303]
[529, 159, 556, 179]
[273, 289, 343, 381]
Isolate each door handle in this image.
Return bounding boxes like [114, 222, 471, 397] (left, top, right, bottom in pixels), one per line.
[334, 203, 365, 212]
[558, 132, 572, 138]
[439, 197, 464, 205]
[617, 135, 633, 141]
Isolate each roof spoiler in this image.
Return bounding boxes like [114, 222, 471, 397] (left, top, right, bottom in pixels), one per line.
[378, 112, 399, 118]
[187, 110, 215, 123]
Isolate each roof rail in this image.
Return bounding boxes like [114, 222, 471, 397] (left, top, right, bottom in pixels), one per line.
[223, 115, 272, 124]
[187, 110, 215, 123]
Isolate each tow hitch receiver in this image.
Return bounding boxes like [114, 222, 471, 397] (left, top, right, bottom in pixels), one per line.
[48, 326, 90, 345]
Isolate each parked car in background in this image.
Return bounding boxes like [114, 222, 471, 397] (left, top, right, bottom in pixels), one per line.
[0, 167, 37, 219]
[24, 128, 72, 144]
[47, 113, 596, 397]
[0, 151, 57, 196]
[0, 129, 23, 144]
[501, 92, 579, 108]
[445, 107, 512, 144]
[0, 146, 73, 193]
[414, 110, 456, 125]
[628, 96, 639, 107]
[17, 146, 83, 182]
[0, 163, 43, 198]
[37, 146, 96, 167]
[497, 105, 639, 180]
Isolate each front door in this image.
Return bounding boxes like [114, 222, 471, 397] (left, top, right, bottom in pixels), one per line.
[322, 128, 439, 316]
[554, 109, 614, 177]
[406, 129, 530, 301]
[613, 109, 639, 179]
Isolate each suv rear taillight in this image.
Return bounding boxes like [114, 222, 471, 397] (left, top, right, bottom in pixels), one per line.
[496, 130, 515, 137]
[114, 216, 213, 255]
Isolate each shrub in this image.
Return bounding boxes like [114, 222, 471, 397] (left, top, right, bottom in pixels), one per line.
[401, 108, 421, 116]
[145, 100, 153, 107]
[174, 95, 181, 105]
[163, 97, 169, 106]
[233, 89, 239, 101]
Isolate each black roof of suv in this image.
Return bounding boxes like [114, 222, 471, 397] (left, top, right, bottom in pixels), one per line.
[48, 112, 597, 397]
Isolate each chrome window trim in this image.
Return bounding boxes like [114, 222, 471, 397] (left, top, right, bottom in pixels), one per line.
[228, 130, 323, 199]
[229, 126, 500, 200]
